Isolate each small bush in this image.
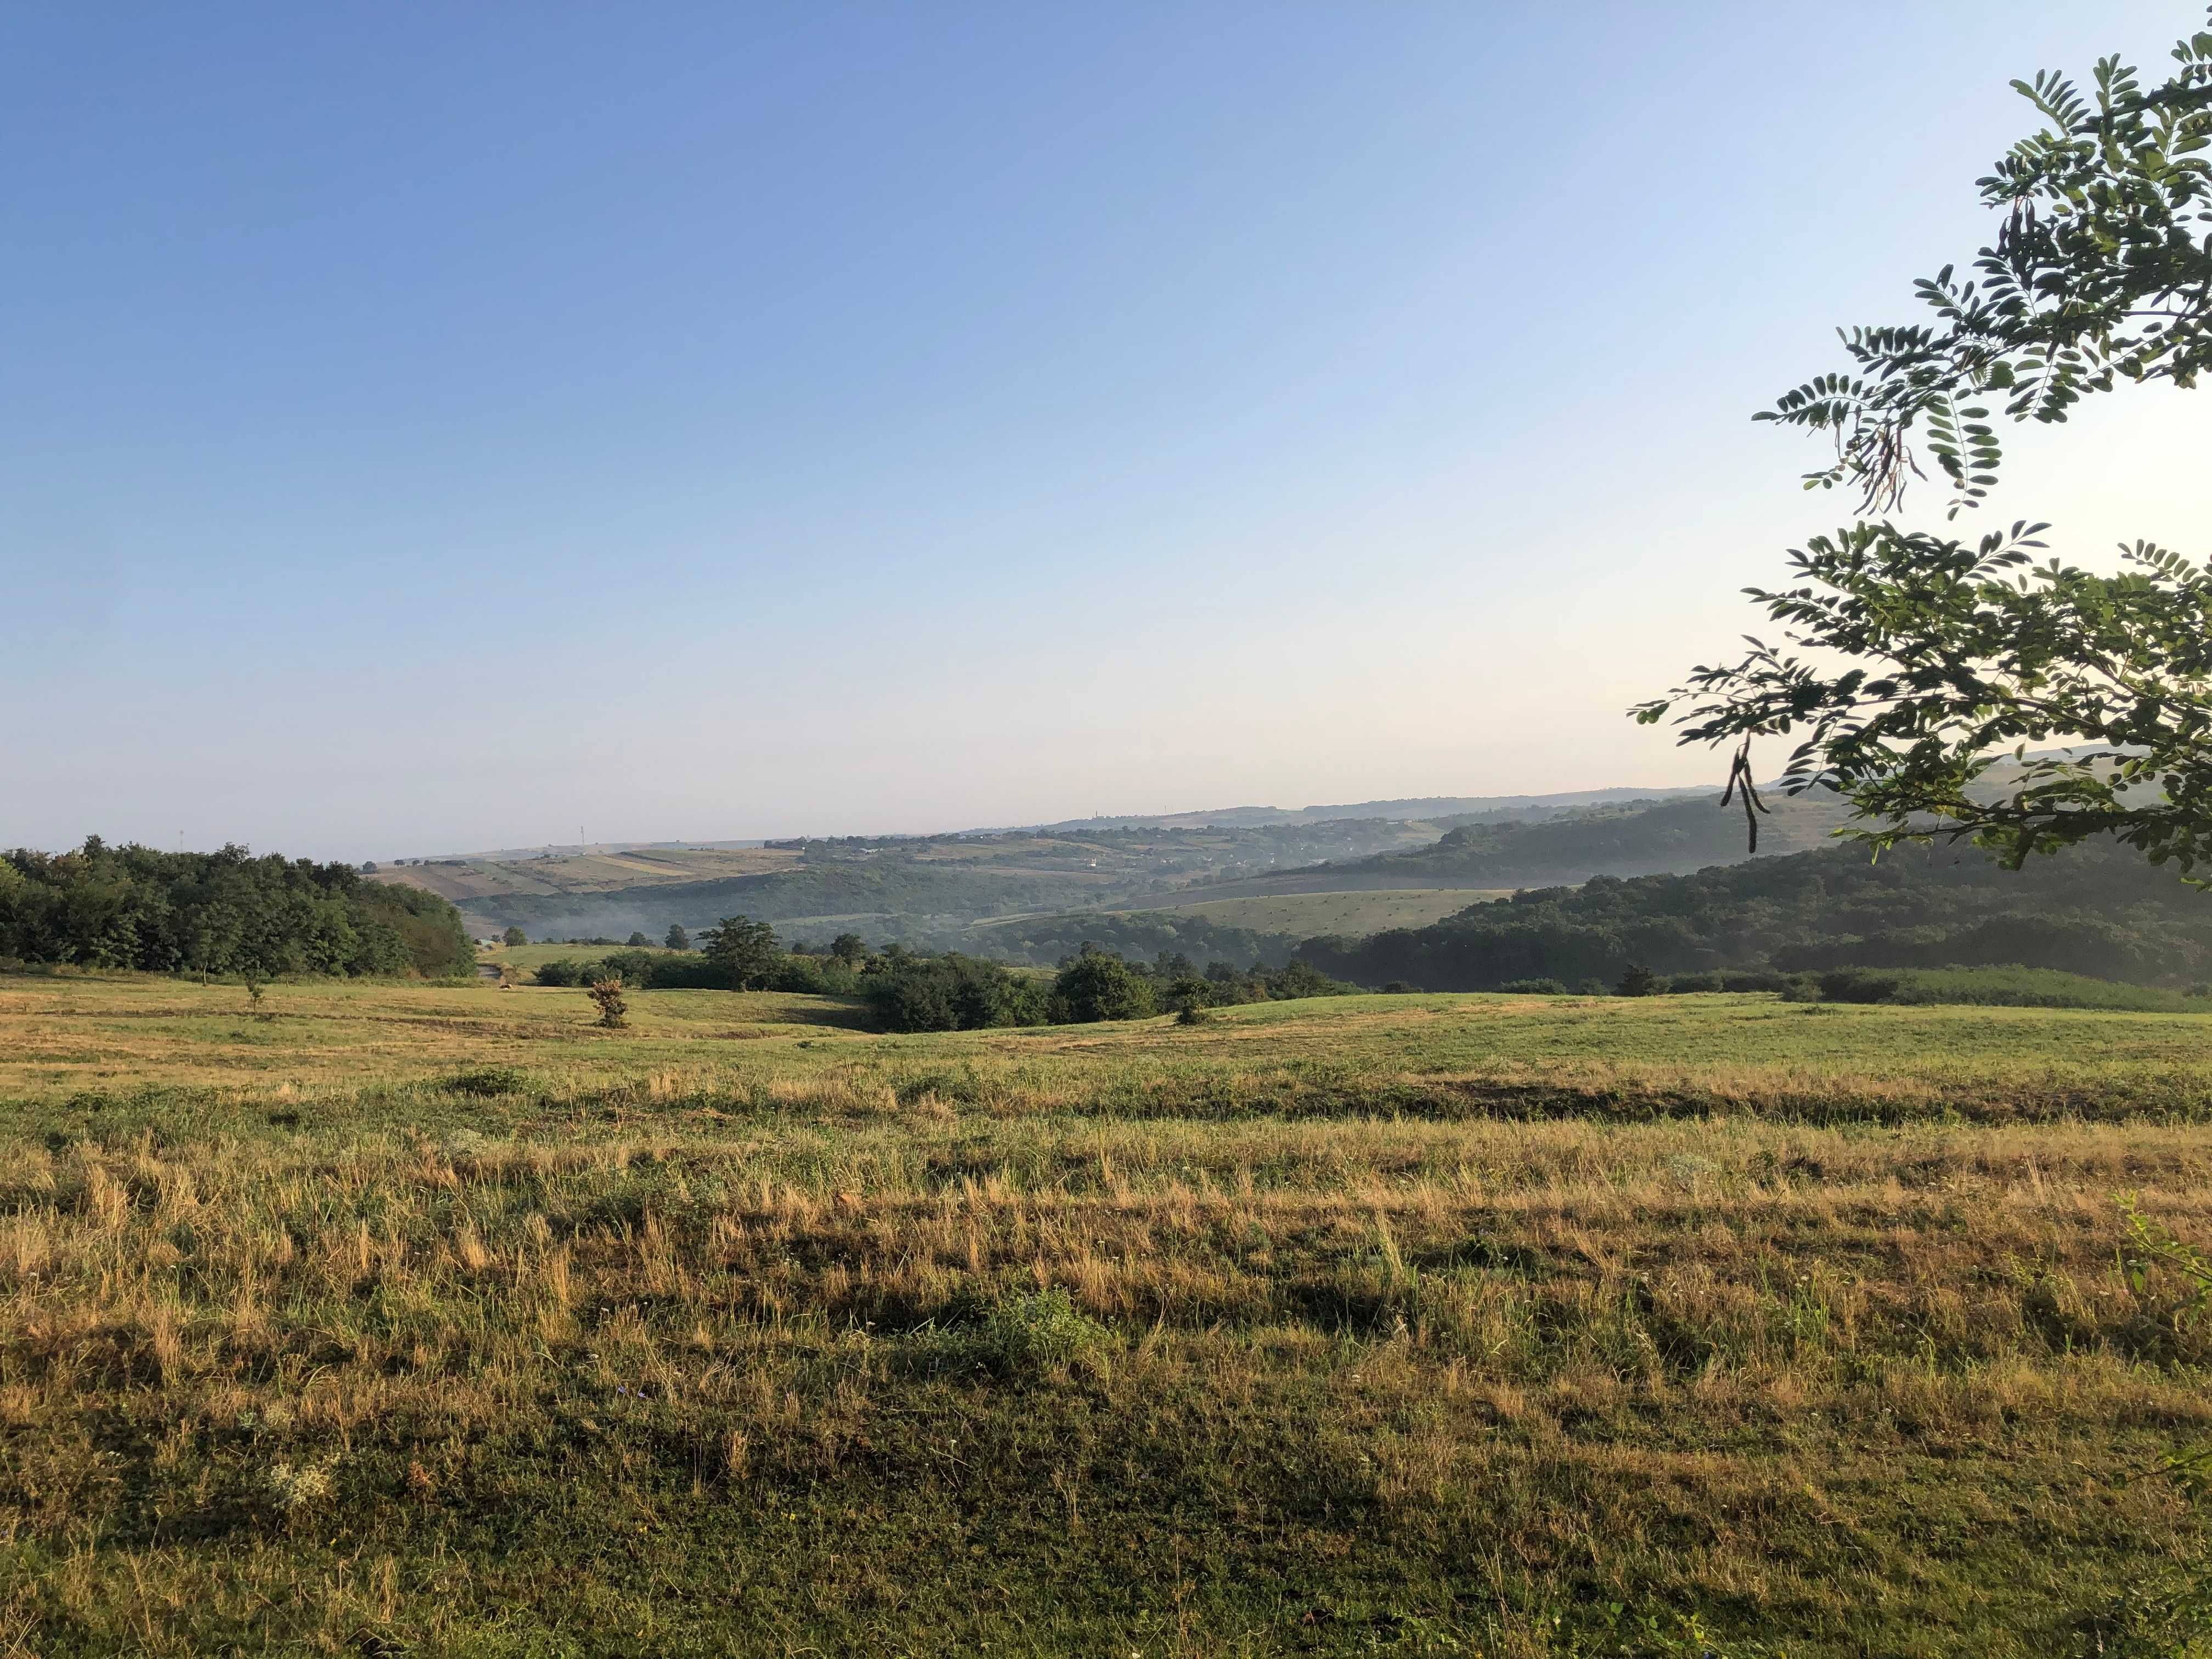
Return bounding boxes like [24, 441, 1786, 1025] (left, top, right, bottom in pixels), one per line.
[1499, 978, 1569, 996]
[588, 976, 629, 1029]
[977, 1289, 1109, 1374]
[1718, 970, 1792, 993]
[909, 1287, 1111, 1379]
[1615, 964, 1662, 997]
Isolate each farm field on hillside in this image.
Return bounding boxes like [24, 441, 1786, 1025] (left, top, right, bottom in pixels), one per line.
[1118, 888, 1507, 937]
[2, 975, 2209, 1655]
[374, 846, 806, 904]
[481, 941, 694, 970]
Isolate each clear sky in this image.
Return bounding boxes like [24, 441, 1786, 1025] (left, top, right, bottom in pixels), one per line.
[5, 3, 2208, 860]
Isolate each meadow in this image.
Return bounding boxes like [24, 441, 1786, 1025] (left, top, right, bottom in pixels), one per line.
[3, 973, 2211, 1655]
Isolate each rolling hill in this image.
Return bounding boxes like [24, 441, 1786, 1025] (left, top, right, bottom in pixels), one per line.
[1185, 790, 1857, 898]
[1295, 833, 2212, 991]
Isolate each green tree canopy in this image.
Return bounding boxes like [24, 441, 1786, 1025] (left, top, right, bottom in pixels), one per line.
[1051, 945, 1158, 1023]
[664, 923, 690, 951]
[1638, 12, 2212, 876]
[0, 841, 473, 978]
[701, 915, 779, 990]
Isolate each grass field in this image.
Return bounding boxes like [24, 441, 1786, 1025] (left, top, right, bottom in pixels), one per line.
[1119, 889, 1506, 937]
[481, 942, 692, 970]
[3, 973, 2211, 1655]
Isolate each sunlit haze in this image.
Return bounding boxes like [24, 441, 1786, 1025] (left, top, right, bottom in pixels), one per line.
[6, 3, 2207, 860]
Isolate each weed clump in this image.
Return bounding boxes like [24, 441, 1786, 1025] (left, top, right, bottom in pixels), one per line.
[913, 1288, 1111, 1378]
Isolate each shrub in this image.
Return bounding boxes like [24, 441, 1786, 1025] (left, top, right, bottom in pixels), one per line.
[588, 976, 628, 1029]
[978, 1288, 1107, 1372]
[1162, 974, 1215, 1015]
[866, 952, 1043, 1032]
[1267, 960, 1347, 1001]
[534, 958, 584, 987]
[1616, 964, 1662, 997]
[1500, 978, 1570, 995]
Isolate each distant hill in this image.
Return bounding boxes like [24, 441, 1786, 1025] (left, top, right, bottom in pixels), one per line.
[1184, 791, 1857, 898]
[1019, 785, 1708, 833]
[387, 819, 1454, 941]
[1295, 835, 2212, 991]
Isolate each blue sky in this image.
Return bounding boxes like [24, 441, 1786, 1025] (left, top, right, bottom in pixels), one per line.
[5, 2, 2208, 859]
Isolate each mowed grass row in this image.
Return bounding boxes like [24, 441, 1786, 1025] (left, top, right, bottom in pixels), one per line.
[2, 975, 2211, 1655]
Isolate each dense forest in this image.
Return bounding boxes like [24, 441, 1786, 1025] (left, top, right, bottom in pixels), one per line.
[0, 839, 475, 978]
[1296, 836, 2212, 991]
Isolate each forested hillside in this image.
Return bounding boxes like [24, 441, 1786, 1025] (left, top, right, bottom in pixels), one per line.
[0, 840, 475, 978]
[1296, 836, 2212, 991]
[1207, 791, 1855, 897]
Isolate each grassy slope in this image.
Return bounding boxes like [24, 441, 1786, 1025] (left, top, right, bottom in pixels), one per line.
[3, 975, 2210, 1655]
[481, 943, 691, 970]
[376, 847, 806, 904]
[1115, 888, 1507, 936]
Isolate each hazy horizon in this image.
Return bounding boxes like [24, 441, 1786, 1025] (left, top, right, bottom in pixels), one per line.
[9, 3, 2209, 862]
[363, 777, 1719, 866]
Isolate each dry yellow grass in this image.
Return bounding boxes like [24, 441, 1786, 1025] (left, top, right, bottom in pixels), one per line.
[3, 972, 2210, 1654]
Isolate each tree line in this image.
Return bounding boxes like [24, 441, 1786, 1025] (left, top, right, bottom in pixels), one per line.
[533, 914, 1353, 1032]
[0, 839, 475, 978]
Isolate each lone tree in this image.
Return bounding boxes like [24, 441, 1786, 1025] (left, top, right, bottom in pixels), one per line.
[1051, 945, 1158, 1023]
[626, 931, 650, 947]
[664, 923, 690, 951]
[503, 926, 527, 947]
[702, 915, 779, 990]
[1637, 12, 2212, 878]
